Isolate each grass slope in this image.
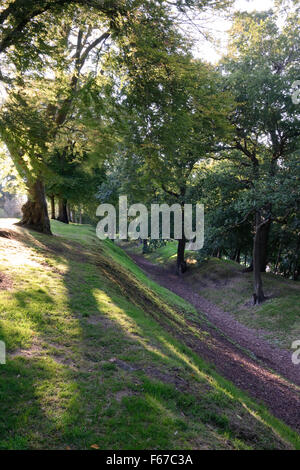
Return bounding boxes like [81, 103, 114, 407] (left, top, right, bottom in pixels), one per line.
[134, 241, 300, 350]
[0, 219, 299, 450]
[121, 240, 197, 266]
[186, 258, 300, 349]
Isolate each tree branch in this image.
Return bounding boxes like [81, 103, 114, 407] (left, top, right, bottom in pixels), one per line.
[0, 0, 118, 54]
[79, 31, 110, 68]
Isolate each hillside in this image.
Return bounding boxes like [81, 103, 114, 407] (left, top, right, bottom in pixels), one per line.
[132, 242, 300, 350]
[0, 219, 299, 450]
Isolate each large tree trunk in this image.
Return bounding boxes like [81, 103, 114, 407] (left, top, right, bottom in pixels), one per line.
[176, 237, 187, 275]
[253, 214, 266, 305]
[57, 198, 69, 224]
[50, 195, 56, 220]
[244, 223, 270, 273]
[16, 179, 51, 234]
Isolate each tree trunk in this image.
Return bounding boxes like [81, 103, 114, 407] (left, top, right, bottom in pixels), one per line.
[67, 204, 72, 223]
[57, 198, 69, 224]
[16, 178, 51, 234]
[258, 220, 271, 272]
[142, 239, 148, 254]
[243, 260, 253, 272]
[244, 216, 270, 272]
[231, 247, 241, 263]
[253, 215, 266, 305]
[176, 237, 187, 275]
[292, 237, 300, 281]
[274, 243, 282, 274]
[50, 195, 56, 220]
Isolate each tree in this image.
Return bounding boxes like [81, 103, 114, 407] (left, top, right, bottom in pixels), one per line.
[46, 147, 106, 224]
[0, 9, 112, 233]
[118, 48, 234, 273]
[0, 0, 233, 55]
[190, 159, 254, 264]
[0, 0, 232, 234]
[218, 9, 300, 302]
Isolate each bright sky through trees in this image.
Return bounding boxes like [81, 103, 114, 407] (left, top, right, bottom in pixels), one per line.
[0, 0, 275, 104]
[192, 0, 275, 62]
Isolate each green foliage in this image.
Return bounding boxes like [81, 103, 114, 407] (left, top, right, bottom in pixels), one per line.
[195, 8, 300, 278]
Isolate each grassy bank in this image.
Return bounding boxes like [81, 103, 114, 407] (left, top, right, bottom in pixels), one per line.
[0, 219, 299, 450]
[131, 241, 300, 350]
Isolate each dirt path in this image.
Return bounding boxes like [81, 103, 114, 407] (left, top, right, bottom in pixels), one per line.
[129, 252, 300, 433]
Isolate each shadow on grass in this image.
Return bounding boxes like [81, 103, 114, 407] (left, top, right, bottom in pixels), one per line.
[0, 322, 56, 449]
[0, 223, 299, 450]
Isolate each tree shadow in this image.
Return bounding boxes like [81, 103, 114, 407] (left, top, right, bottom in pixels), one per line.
[0, 320, 56, 449]
[1, 224, 298, 449]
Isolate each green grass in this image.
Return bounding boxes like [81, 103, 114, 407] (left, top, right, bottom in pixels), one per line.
[0, 219, 299, 450]
[144, 242, 178, 264]
[106, 240, 198, 321]
[123, 240, 196, 266]
[132, 240, 300, 350]
[184, 258, 300, 350]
